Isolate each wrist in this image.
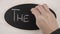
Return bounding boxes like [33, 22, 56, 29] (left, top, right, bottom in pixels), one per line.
[41, 25, 59, 34]
[50, 27, 59, 34]
[51, 28, 60, 34]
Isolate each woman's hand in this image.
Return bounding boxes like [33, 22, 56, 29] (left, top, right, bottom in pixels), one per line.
[31, 4, 59, 34]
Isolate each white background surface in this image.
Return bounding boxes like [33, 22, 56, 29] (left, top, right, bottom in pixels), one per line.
[0, 0, 60, 34]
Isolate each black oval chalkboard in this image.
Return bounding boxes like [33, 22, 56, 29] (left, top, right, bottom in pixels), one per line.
[4, 4, 56, 30]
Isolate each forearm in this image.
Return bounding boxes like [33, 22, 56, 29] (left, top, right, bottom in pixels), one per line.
[41, 26, 58, 34]
[38, 20, 59, 34]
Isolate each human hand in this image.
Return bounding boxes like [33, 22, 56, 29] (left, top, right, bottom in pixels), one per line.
[31, 4, 58, 34]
